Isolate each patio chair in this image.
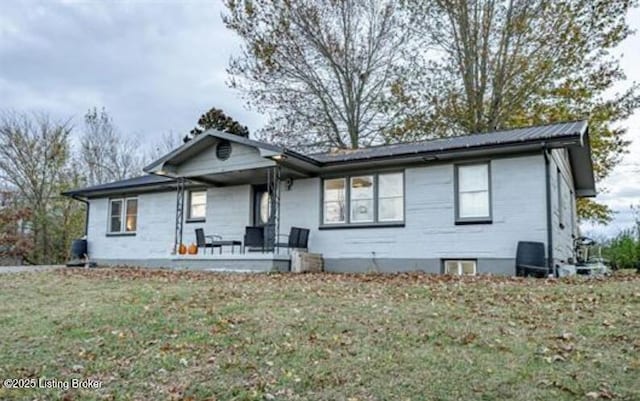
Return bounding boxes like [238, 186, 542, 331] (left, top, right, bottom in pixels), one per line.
[515, 241, 549, 278]
[195, 228, 221, 255]
[244, 226, 266, 252]
[276, 227, 310, 254]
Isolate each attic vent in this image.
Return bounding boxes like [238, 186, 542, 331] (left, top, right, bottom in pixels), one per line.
[216, 140, 232, 160]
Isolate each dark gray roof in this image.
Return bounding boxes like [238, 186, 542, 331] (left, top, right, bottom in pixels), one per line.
[65, 120, 591, 197]
[312, 120, 588, 163]
[63, 175, 175, 197]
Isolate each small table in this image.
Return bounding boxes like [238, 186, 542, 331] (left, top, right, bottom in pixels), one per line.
[210, 240, 242, 254]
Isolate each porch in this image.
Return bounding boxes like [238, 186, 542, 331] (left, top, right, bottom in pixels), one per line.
[169, 252, 292, 272]
[142, 131, 319, 269]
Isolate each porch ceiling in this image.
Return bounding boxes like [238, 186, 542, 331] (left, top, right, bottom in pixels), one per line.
[186, 165, 311, 186]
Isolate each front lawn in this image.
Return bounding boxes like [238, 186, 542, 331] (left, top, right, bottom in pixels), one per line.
[0, 268, 639, 400]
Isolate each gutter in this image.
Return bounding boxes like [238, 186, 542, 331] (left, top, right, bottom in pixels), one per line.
[543, 148, 554, 276]
[62, 181, 178, 199]
[283, 149, 323, 167]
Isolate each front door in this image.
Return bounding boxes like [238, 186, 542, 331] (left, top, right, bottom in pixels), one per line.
[252, 185, 274, 248]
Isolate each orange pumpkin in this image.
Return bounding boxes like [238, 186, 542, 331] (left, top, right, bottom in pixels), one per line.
[178, 243, 187, 255]
[188, 243, 198, 255]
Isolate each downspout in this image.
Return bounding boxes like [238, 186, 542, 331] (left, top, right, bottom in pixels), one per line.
[72, 195, 90, 237]
[543, 148, 554, 277]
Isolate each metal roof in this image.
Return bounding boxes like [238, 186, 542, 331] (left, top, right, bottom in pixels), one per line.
[312, 120, 588, 163]
[64, 120, 593, 197]
[63, 175, 175, 197]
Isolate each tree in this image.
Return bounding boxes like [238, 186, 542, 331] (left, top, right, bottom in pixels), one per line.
[80, 108, 144, 186]
[188, 107, 249, 140]
[146, 131, 183, 162]
[404, 0, 639, 223]
[223, 0, 420, 150]
[0, 111, 83, 264]
[0, 190, 32, 263]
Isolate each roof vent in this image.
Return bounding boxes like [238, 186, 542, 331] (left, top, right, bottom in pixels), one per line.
[216, 140, 232, 160]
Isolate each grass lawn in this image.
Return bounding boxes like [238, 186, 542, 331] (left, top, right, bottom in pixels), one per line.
[0, 268, 639, 401]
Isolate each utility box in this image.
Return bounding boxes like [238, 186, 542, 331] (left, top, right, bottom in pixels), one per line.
[291, 250, 323, 273]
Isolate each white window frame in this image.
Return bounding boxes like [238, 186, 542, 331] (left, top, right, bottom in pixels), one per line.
[108, 197, 137, 235]
[443, 260, 477, 275]
[321, 172, 405, 226]
[455, 162, 492, 224]
[187, 190, 207, 222]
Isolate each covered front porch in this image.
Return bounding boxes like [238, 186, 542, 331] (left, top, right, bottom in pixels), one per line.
[142, 130, 320, 270]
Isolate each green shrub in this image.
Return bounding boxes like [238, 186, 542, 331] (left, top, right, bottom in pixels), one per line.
[603, 229, 640, 270]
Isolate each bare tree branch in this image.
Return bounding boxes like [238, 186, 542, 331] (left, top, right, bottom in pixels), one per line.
[223, 0, 422, 150]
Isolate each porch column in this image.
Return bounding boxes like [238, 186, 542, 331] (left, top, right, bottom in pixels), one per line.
[266, 165, 281, 250]
[173, 177, 185, 254]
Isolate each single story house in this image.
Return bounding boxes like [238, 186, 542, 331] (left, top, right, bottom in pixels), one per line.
[63, 120, 595, 275]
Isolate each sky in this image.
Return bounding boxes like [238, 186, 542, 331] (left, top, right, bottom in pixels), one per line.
[0, 1, 638, 237]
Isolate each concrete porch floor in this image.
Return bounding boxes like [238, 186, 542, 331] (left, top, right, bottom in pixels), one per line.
[170, 252, 291, 272]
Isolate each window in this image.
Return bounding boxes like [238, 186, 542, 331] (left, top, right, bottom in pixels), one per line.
[322, 172, 404, 226]
[109, 199, 122, 233]
[259, 191, 271, 224]
[569, 190, 575, 234]
[350, 176, 374, 222]
[125, 199, 137, 232]
[188, 190, 207, 221]
[378, 172, 404, 222]
[323, 178, 346, 224]
[456, 163, 491, 223]
[557, 169, 564, 229]
[109, 197, 137, 234]
[444, 260, 476, 275]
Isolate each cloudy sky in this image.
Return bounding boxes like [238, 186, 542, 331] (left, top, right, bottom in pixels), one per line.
[0, 1, 638, 236]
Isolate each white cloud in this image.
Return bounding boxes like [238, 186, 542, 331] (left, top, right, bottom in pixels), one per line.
[0, 0, 266, 143]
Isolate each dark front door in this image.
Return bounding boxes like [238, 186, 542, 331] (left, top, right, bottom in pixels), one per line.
[252, 185, 275, 249]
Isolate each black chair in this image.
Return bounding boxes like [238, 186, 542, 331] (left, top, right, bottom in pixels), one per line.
[244, 226, 265, 252]
[515, 241, 549, 278]
[298, 228, 309, 250]
[276, 227, 310, 254]
[195, 228, 221, 255]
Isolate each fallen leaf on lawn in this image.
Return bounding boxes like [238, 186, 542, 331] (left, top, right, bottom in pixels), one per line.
[460, 332, 477, 345]
[560, 343, 575, 353]
[557, 332, 573, 341]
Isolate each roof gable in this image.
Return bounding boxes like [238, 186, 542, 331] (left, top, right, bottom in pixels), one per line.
[173, 139, 275, 177]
